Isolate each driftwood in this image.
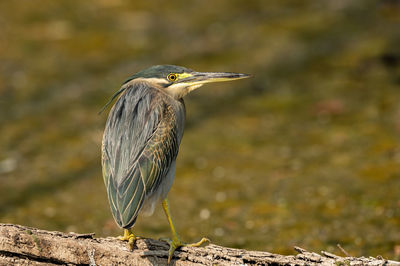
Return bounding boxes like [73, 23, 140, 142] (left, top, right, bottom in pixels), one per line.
[0, 224, 398, 265]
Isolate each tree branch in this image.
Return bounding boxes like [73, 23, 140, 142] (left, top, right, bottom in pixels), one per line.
[0, 223, 398, 265]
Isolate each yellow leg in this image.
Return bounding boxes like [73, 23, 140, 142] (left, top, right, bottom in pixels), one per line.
[161, 197, 210, 263]
[118, 228, 136, 250]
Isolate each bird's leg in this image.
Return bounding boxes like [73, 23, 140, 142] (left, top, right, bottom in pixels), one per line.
[118, 228, 136, 250]
[160, 197, 210, 263]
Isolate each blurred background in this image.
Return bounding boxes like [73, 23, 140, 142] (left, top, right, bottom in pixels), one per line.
[0, 0, 399, 260]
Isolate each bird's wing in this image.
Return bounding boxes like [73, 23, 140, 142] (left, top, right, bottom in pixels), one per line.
[101, 82, 184, 228]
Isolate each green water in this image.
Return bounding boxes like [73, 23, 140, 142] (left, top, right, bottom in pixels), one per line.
[0, 0, 399, 260]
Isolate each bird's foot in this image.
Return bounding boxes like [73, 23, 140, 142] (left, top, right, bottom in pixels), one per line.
[160, 236, 210, 263]
[118, 229, 137, 250]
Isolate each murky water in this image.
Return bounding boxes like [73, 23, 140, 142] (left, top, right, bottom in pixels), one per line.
[0, 0, 399, 260]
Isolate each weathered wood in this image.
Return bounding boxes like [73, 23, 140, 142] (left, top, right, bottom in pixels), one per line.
[0, 223, 398, 265]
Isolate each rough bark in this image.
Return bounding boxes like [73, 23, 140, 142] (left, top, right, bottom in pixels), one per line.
[0, 223, 398, 265]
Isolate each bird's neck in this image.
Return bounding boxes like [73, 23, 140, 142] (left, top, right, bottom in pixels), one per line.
[164, 84, 203, 99]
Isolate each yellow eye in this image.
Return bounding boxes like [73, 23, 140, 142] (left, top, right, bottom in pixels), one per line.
[167, 73, 177, 82]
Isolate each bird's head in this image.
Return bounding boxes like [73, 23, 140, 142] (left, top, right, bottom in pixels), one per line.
[99, 65, 250, 114]
[124, 65, 250, 99]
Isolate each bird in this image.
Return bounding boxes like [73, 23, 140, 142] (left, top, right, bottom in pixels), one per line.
[101, 65, 250, 263]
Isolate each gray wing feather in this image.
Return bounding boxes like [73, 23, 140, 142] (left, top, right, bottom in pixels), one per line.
[102, 82, 185, 228]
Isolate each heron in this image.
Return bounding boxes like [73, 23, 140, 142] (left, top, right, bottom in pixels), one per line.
[101, 65, 250, 263]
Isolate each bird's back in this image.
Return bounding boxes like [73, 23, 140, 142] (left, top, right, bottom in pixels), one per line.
[102, 81, 185, 228]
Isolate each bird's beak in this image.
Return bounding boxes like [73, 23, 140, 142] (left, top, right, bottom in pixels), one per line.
[167, 71, 251, 98]
[180, 71, 251, 86]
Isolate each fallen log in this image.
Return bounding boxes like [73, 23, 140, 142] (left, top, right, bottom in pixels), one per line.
[0, 223, 398, 265]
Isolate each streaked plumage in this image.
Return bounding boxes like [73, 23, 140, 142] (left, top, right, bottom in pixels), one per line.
[102, 77, 185, 228]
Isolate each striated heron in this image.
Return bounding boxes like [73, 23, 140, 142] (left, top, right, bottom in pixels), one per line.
[101, 65, 250, 263]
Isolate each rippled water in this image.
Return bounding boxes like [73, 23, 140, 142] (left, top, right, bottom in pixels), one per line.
[0, 0, 399, 260]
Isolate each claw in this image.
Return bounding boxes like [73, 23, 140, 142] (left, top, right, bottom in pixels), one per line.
[160, 237, 210, 263]
[186, 237, 210, 247]
[118, 229, 136, 250]
[161, 198, 211, 263]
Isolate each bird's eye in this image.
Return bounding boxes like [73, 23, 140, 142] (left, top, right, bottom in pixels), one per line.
[167, 73, 177, 82]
